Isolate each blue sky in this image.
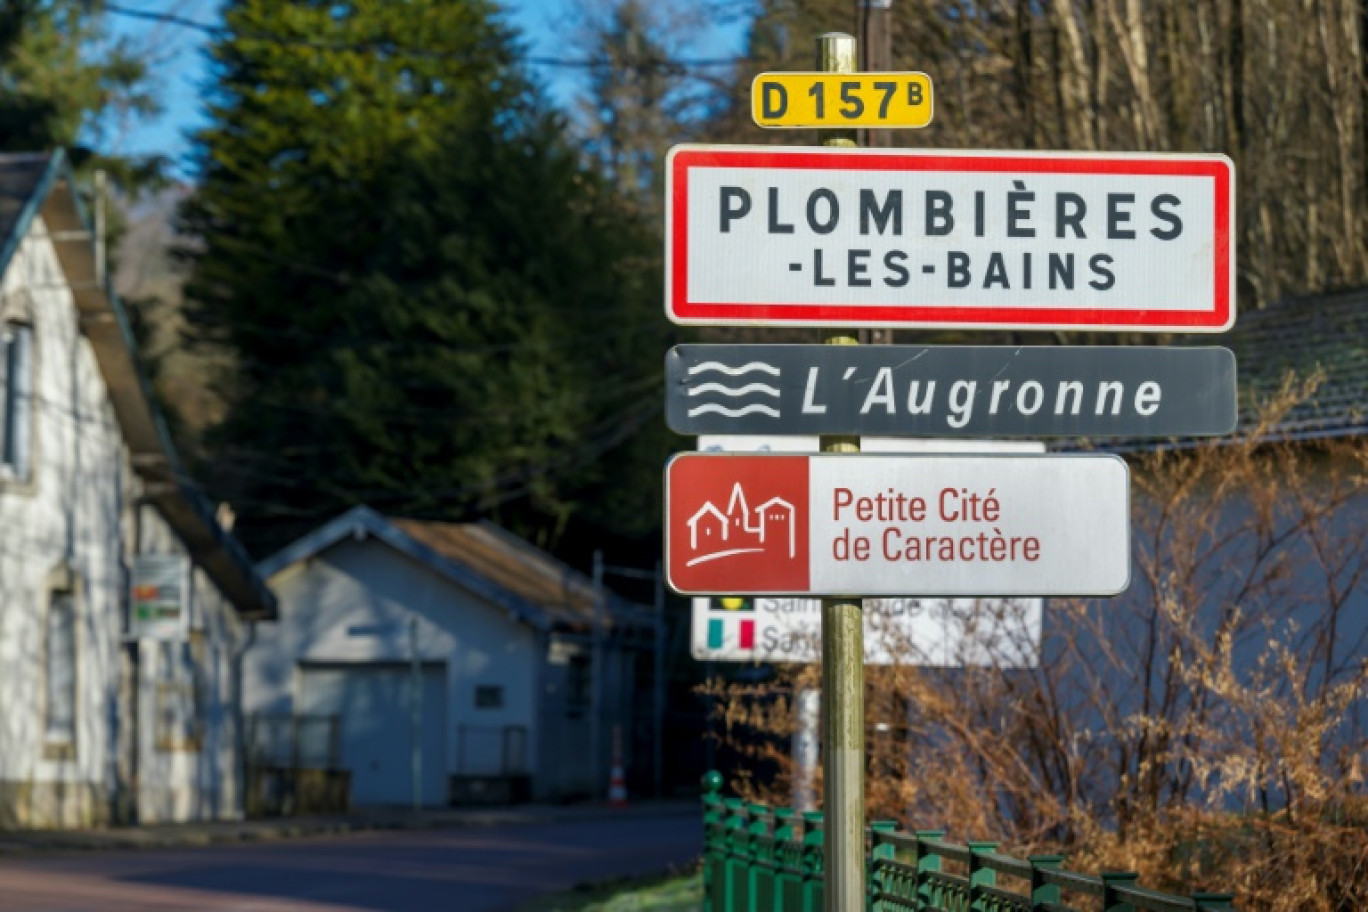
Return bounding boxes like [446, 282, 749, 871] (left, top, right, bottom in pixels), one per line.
[104, 1, 749, 177]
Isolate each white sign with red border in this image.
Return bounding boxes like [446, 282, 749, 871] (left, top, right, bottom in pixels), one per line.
[665, 453, 1130, 597]
[665, 145, 1235, 332]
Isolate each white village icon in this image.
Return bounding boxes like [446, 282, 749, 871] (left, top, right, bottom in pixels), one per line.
[685, 482, 796, 567]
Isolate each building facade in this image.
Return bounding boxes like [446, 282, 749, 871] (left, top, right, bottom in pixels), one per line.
[0, 151, 275, 827]
[245, 507, 659, 807]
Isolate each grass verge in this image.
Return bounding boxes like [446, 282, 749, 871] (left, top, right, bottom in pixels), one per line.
[518, 868, 701, 911]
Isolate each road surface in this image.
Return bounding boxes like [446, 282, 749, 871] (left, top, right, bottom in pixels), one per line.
[0, 813, 701, 911]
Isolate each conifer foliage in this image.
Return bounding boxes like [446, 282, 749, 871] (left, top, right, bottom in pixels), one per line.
[180, 0, 668, 555]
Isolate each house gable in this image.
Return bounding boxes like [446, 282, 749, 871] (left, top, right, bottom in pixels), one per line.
[260, 506, 553, 632]
[0, 150, 273, 619]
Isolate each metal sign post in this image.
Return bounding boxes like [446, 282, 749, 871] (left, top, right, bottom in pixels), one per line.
[815, 32, 865, 912]
[662, 27, 1236, 912]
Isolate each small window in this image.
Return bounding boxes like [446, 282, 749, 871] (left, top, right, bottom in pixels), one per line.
[44, 590, 76, 753]
[566, 655, 591, 713]
[0, 322, 33, 481]
[155, 638, 203, 752]
[474, 685, 504, 709]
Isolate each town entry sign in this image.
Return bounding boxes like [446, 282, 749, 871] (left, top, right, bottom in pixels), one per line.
[665, 145, 1235, 332]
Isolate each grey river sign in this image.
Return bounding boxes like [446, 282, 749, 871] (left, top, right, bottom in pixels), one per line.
[666, 344, 1236, 438]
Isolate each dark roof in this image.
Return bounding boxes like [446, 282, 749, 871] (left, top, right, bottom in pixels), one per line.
[1226, 287, 1368, 439]
[259, 506, 648, 633]
[1078, 290, 1367, 455]
[0, 154, 52, 272]
[0, 150, 275, 620]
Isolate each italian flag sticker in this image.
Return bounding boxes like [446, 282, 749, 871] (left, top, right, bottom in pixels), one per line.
[706, 597, 755, 651]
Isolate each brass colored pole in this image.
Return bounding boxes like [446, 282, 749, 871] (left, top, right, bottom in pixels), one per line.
[815, 31, 865, 912]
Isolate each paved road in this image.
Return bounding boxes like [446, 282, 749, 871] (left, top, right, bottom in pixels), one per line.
[0, 813, 701, 911]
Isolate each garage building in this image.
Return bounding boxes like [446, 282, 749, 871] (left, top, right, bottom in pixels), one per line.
[243, 506, 657, 808]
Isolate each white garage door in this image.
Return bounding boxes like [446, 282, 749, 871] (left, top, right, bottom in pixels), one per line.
[299, 664, 447, 807]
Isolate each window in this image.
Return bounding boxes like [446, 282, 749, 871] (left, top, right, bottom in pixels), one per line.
[44, 590, 76, 754]
[566, 655, 591, 715]
[155, 637, 204, 752]
[474, 685, 504, 709]
[0, 322, 33, 481]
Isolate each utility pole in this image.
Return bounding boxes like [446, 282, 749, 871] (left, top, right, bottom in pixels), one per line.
[859, 0, 893, 148]
[652, 561, 665, 798]
[860, 0, 894, 344]
[599, 556, 667, 799]
[816, 31, 866, 912]
[591, 550, 605, 800]
[409, 616, 422, 812]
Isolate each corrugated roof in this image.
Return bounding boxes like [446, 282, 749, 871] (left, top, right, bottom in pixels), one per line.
[1073, 290, 1368, 455]
[261, 507, 646, 633]
[390, 518, 603, 628]
[1227, 287, 1368, 438]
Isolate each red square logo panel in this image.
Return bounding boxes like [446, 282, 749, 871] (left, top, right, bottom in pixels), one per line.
[666, 455, 809, 593]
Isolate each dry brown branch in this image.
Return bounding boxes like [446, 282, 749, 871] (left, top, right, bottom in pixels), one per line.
[704, 376, 1368, 910]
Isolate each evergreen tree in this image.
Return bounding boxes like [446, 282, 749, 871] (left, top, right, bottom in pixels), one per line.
[0, 0, 157, 171]
[180, 0, 668, 556]
[576, 0, 704, 218]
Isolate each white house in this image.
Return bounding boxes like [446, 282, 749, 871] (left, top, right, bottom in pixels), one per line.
[245, 506, 659, 807]
[0, 151, 276, 828]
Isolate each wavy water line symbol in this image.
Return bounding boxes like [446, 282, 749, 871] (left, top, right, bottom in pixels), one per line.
[685, 360, 781, 419]
[688, 382, 780, 397]
[688, 403, 781, 418]
[686, 361, 780, 377]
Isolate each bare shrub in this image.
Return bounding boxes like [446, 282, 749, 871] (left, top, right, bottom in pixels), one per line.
[705, 374, 1368, 910]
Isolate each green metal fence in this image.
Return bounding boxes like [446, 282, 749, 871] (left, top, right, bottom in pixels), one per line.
[700, 772, 1235, 912]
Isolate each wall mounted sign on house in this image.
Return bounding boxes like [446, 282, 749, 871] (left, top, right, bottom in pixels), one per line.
[130, 555, 192, 641]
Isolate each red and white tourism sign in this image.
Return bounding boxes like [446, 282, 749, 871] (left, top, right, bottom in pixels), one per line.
[665, 453, 1130, 597]
[665, 145, 1235, 332]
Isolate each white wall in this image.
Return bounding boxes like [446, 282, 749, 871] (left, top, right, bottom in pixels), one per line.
[246, 537, 541, 792]
[0, 215, 247, 827]
[0, 215, 129, 826]
[136, 509, 246, 824]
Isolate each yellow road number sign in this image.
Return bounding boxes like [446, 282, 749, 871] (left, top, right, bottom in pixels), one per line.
[751, 72, 934, 129]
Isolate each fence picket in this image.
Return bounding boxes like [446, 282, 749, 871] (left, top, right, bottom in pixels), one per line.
[699, 773, 1233, 912]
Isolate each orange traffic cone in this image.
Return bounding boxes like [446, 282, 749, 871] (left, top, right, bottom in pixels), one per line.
[609, 725, 628, 808]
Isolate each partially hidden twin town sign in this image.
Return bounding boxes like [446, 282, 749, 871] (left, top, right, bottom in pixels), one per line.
[665, 145, 1235, 332]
